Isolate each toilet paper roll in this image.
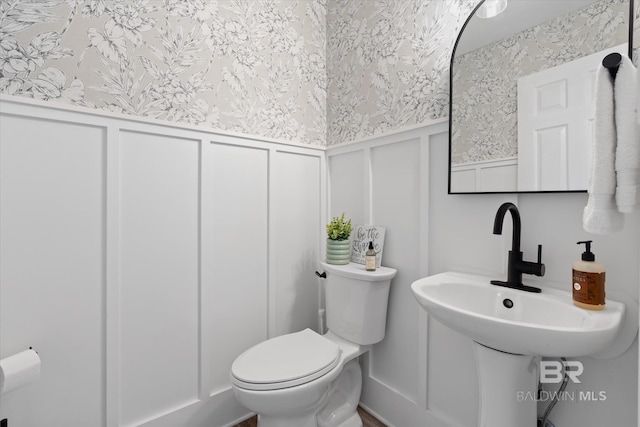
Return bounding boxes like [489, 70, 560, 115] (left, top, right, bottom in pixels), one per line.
[0, 349, 41, 395]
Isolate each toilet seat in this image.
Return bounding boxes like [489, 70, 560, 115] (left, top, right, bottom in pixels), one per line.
[231, 329, 341, 391]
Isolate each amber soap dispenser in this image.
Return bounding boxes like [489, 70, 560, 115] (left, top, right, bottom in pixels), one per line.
[572, 240, 606, 310]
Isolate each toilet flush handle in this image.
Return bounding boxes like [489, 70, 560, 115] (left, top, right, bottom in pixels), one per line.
[315, 271, 327, 279]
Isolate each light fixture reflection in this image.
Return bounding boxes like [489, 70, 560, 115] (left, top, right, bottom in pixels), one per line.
[476, 0, 508, 18]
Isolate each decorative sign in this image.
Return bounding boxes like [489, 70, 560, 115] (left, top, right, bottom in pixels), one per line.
[351, 225, 385, 267]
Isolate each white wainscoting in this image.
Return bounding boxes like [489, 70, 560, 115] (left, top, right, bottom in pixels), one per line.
[327, 121, 639, 427]
[327, 121, 518, 427]
[0, 97, 323, 427]
[0, 114, 106, 426]
[450, 157, 518, 193]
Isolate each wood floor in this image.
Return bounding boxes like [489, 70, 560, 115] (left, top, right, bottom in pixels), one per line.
[233, 406, 387, 427]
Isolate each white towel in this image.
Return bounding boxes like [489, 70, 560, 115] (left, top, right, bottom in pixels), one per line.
[583, 65, 624, 234]
[614, 56, 640, 213]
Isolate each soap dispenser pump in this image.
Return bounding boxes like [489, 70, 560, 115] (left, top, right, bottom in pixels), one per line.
[572, 240, 606, 310]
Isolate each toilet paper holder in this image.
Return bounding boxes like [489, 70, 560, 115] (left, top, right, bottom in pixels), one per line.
[0, 348, 38, 426]
[0, 346, 41, 396]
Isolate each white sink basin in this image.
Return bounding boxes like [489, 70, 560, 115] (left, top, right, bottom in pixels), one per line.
[411, 271, 625, 357]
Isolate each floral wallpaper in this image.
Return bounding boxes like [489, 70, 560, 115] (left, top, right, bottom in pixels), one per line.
[0, 1, 637, 148]
[451, 0, 629, 164]
[0, 0, 327, 146]
[325, 0, 473, 145]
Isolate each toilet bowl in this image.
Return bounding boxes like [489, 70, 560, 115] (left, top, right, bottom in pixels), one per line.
[231, 329, 365, 427]
[230, 262, 397, 427]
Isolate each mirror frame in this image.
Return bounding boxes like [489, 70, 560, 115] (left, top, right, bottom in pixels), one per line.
[448, 0, 636, 194]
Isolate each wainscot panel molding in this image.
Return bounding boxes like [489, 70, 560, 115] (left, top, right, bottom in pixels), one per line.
[327, 120, 639, 427]
[327, 121, 467, 427]
[0, 97, 324, 427]
[450, 157, 518, 193]
[0, 95, 322, 151]
[118, 129, 201, 426]
[272, 150, 322, 337]
[0, 114, 106, 426]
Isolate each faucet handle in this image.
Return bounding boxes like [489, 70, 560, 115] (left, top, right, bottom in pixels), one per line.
[537, 244, 542, 264]
[537, 244, 545, 277]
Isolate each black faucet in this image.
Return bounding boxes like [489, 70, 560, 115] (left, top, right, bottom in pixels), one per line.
[491, 202, 545, 293]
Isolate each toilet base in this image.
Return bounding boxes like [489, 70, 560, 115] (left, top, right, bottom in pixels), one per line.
[317, 359, 362, 427]
[252, 359, 363, 427]
[334, 413, 362, 427]
[256, 407, 362, 427]
[258, 413, 318, 427]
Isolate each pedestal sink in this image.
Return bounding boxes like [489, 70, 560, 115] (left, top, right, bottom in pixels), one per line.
[411, 271, 631, 427]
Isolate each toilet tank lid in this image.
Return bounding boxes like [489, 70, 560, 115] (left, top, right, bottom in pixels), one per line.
[231, 329, 340, 386]
[320, 262, 397, 281]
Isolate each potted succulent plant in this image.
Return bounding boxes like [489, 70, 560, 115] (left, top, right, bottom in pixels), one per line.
[325, 213, 352, 265]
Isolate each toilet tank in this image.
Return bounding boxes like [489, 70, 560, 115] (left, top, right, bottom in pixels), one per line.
[320, 262, 397, 345]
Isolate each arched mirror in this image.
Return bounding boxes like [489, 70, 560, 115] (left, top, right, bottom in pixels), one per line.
[449, 0, 635, 194]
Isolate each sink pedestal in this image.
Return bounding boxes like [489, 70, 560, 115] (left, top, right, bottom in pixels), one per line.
[473, 342, 539, 427]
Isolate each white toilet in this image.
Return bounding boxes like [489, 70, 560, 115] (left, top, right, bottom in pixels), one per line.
[230, 261, 397, 427]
